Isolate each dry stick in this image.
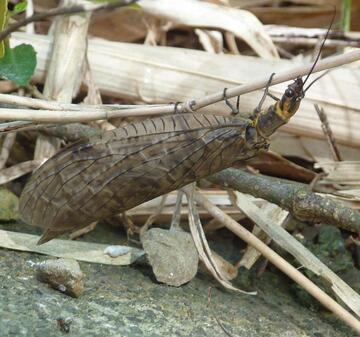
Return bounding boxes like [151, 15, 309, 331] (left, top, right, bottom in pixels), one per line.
[194, 192, 360, 334]
[0, 93, 156, 111]
[0, 0, 138, 42]
[170, 191, 184, 231]
[69, 221, 97, 240]
[139, 195, 168, 237]
[0, 133, 16, 169]
[314, 104, 343, 161]
[183, 49, 360, 113]
[271, 36, 360, 48]
[0, 50, 359, 123]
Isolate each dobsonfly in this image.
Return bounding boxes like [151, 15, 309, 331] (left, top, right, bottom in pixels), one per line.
[19, 19, 333, 244]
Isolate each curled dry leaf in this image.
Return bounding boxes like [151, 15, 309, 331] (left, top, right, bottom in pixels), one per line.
[184, 185, 256, 295]
[139, 0, 278, 59]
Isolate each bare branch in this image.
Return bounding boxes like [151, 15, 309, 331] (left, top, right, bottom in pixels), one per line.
[0, 0, 138, 42]
[0, 50, 359, 123]
[315, 104, 343, 161]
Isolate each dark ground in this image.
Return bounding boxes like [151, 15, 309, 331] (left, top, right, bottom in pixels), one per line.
[0, 219, 356, 337]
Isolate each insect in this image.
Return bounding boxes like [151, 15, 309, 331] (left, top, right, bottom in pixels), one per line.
[19, 18, 333, 244]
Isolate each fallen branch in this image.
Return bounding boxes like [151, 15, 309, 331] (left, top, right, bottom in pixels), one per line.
[209, 168, 360, 234]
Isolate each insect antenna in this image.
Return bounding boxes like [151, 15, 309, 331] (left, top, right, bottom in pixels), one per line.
[302, 8, 336, 90]
[303, 69, 331, 94]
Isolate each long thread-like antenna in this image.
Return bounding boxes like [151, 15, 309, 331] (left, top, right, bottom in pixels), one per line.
[304, 69, 330, 94]
[302, 8, 336, 87]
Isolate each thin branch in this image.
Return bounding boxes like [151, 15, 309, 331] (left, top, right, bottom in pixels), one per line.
[0, 0, 138, 42]
[194, 191, 360, 334]
[314, 104, 343, 161]
[185, 50, 360, 113]
[0, 105, 173, 122]
[0, 133, 16, 169]
[170, 191, 184, 231]
[271, 36, 360, 48]
[0, 50, 359, 123]
[0, 93, 154, 110]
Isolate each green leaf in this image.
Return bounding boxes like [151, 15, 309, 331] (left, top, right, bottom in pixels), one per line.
[0, 44, 37, 86]
[0, 0, 8, 59]
[13, 1, 28, 15]
[341, 0, 352, 32]
[128, 3, 141, 10]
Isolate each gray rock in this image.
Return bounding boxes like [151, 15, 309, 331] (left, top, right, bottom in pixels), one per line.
[36, 258, 84, 298]
[142, 228, 199, 286]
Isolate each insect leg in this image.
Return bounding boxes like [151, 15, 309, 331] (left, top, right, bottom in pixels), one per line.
[223, 88, 240, 115]
[252, 73, 277, 118]
[174, 102, 182, 114]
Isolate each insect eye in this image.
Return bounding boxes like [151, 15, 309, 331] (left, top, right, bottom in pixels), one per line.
[285, 88, 295, 97]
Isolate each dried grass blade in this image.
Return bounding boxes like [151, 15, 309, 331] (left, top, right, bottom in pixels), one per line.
[0, 159, 45, 185]
[184, 185, 256, 295]
[238, 201, 288, 269]
[0, 229, 144, 265]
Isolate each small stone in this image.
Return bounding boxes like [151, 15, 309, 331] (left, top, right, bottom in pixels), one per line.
[56, 317, 72, 333]
[104, 245, 131, 258]
[141, 228, 199, 287]
[36, 258, 84, 298]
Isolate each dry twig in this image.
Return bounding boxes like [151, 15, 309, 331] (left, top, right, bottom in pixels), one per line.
[0, 50, 358, 123]
[0, 0, 137, 42]
[0, 133, 16, 169]
[315, 104, 343, 161]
